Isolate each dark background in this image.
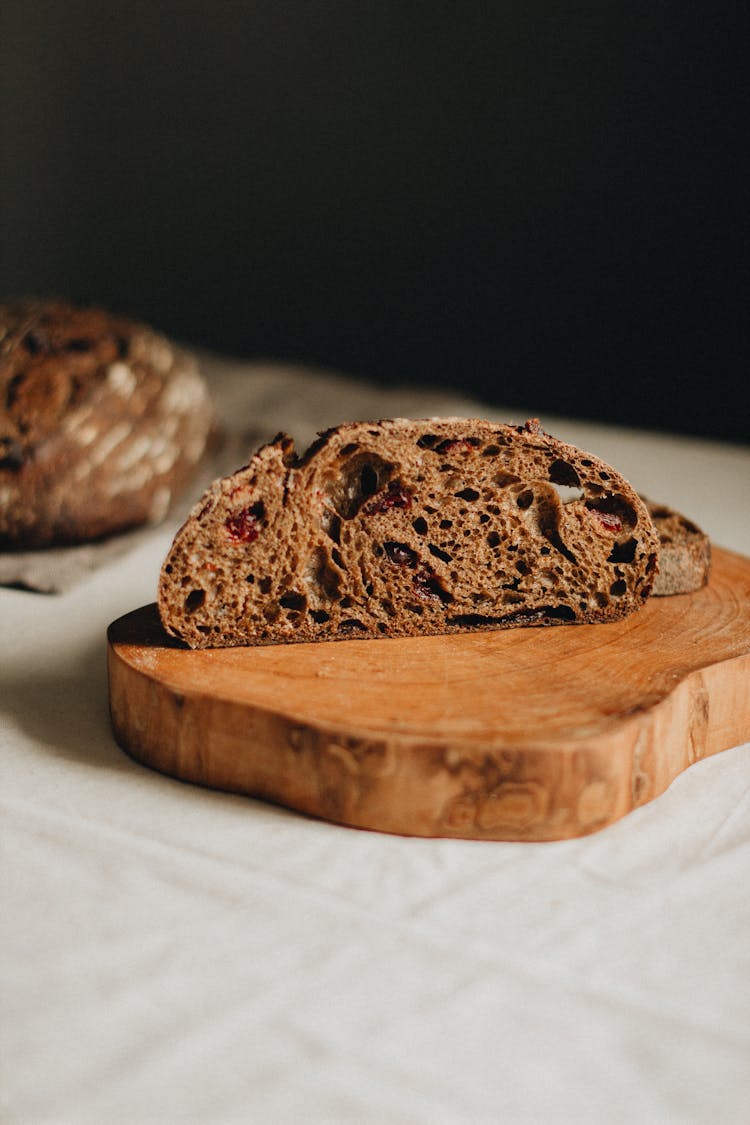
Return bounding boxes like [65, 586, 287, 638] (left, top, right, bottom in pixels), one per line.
[1, 3, 747, 442]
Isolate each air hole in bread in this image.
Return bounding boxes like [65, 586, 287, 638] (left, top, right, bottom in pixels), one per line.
[6, 373, 26, 410]
[493, 470, 520, 487]
[384, 541, 417, 567]
[309, 609, 330, 623]
[412, 517, 428, 535]
[587, 494, 637, 528]
[541, 525, 577, 564]
[516, 489, 534, 509]
[608, 537, 638, 564]
[360, 464, 378, 498]
[340, 618, 366, 632]
[548, 459, 581, 488]
[543, 605, 576, 621]
[185, 589, 205, 612]
[0, 436, 24, 469]
[435, 437, 480, 455]
[329, 453, 393, 519]
[279, 591, 306, 610]
[322, 511, 342, 544]
[414, 570, 454, 604]
[455, 487, 480, 501]
[21, 333, 43, 355]
[449, 613, 506, 627]
[610, 579, 627, 596]
[305, 548, 340, 598]
[428, 543, 452, 563]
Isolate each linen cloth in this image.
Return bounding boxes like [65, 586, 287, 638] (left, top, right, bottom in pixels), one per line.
[2, 356, 749, 1124]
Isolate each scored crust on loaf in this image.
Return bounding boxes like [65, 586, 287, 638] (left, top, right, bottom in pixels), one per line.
[641, 496, 711, 596]
[158, 417, 660, 648]
[0, 297, 216, 548]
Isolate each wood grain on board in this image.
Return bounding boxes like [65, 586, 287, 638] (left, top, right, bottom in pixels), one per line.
[107, 546, 750, 841]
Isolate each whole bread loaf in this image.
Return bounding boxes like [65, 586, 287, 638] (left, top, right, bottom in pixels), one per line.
[0, 298, 215, 549]
[642, 497, 711, 596]
[158, 417, 660, 648]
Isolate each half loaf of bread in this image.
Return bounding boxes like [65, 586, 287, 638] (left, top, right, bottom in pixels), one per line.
[158, 417, 660, 648]
[0, 297, 215, 548]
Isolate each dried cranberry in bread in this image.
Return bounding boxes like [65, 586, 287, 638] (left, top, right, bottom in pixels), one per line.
[158, 417, 659, 648]
[641, 497, 711, 596]
[0, 298, 215, 548]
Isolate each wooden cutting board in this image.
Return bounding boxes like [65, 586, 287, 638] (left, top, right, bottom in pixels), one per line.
[107, 545, 750, 841]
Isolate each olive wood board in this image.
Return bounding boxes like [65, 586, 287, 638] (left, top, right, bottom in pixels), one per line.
[107, 545, 750, 841]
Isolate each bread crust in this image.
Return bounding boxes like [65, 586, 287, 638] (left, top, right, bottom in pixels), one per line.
[0, 298, 215, 548]
[158, 417, 660, 648]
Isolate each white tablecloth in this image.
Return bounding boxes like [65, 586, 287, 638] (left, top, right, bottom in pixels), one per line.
[2, 357, 749, 1124]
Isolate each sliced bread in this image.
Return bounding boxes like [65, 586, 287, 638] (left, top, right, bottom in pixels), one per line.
[642, 497, 711, 596]
[158, 417, 660, 647]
